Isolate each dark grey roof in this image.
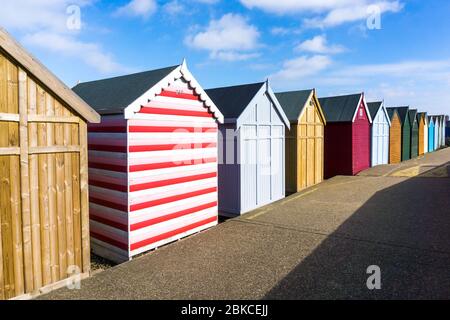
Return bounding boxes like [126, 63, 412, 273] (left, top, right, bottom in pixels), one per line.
[396, 106, 410, 124]
[205, 82, 265, 119]
[275, 90, 313, 122]
[408, 109, 418, 125]
[386, 107, 399, 121]
[367, 101, 382, 119]
[318, 93, 362, 122]
[72, 65, 179, 114]
[417, 112, 426, 122]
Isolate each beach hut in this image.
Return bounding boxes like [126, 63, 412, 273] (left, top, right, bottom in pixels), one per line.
[319, 93, 372, 178]
[396, 107, 411, 161]
[205, 81, 290, 216]
[409, 109, 419, 158]
[446, 120, 450, 144]
[434, 116, 440, 150]
[423, 113, 428, 154]
[0, 28, 100, 299]
[386, 108, 402, 164]
[417, 112, 426, 156]
[428, 116, 435, 152]
[275, 89, 326, 194]
[73, 61, 224, 263]
[439, 116, 446, 147]
[367, 101, 390, 166]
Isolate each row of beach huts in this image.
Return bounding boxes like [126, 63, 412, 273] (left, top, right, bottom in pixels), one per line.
[0, 28, 448, 299]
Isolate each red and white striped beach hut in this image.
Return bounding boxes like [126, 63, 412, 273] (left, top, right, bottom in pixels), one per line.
[73, 60, 224, 263]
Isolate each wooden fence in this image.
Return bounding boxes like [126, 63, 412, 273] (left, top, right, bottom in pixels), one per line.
[0, 51, 90, 299]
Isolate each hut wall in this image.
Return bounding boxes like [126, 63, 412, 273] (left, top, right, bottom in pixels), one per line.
[401, 119, 411, 161]
[389, 112, 402, 164]
[410, 122, 419, 158]
[371, 109, 389, 166]
[418, 117, 425, 155]
[351, 102, 371, 175]
[324, 123, 352, 179]
[428, 122, 435, 152]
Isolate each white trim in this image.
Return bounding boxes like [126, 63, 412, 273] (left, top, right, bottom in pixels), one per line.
[266, 82, 291, 129]
[352, 93, 373, 124]
[124, 60, 224, 123]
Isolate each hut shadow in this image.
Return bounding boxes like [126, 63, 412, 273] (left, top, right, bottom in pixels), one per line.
[263, 162, 450, 299]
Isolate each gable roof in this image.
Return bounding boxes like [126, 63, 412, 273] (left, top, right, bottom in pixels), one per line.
[396, 107, 410, 125]
[0, 27, 100, 123]
[72, 60, 223, 122]
[386, 107, 400, 122]
[408, 109, 418, 126]
[205, 82, 265, 119]
[275, 89, 313, 121]
[319, 93, 370, 123]
[73, 65, 178, 115]
[428, 116, 434, 124]
[417, 112, 427, 123]
[367, 101, 382, 119]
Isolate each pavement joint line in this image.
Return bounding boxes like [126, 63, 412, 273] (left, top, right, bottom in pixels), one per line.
[234, 218, 450, 257]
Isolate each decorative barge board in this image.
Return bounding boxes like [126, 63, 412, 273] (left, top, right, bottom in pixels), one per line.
[428, 116, 435, 152]
[0, 28, 100, 300]
[275, 89, 326, 194]
[423, 113, 428, 154]
[408, 109, 419, 158]
[319, 93, 372, 179]
[417, 112, 426, 155]
[395, 107, 411, 161]
[386, 108, 402, 164]
[367, 101, 390, 167]
[205, 81, 290, 216]
[73, 61, 224, 263]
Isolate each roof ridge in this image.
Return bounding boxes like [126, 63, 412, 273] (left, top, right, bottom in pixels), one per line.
[206, 81, 265, 91]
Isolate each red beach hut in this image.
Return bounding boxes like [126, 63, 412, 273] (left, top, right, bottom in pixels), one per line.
[319, 93, 372, 179]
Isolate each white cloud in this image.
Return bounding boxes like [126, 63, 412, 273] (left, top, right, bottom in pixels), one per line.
[114, 0, 157, 19]
[194, 0, 220, 3]
[163, 0, 184, 15]
[241, 0, 403, 28]
[271, 55, 332, 81]
[296, 35, 345, 54]
[185, 13, 260, 61]
[23, 32, 129, 74]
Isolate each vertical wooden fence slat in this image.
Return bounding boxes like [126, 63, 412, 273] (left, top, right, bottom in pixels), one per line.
[28, 77, 42, 290]
[71, 116, 82, 270]
[79, 120, 90, 274]
[37, 85, 51, 285]
[8, 61, 24, 297]
[55, 101, 67, 279]
[63, 107, 74, 270]
[18, 68, 33, 293]
[46, 94, 59, 282]
[0, 203, 3, 300]
[0, 54, 5, 299]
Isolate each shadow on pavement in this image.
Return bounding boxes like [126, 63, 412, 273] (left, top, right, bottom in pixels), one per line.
[264, 162, 450, 299]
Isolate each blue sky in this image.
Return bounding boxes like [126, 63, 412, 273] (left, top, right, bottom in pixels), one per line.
[1, 0, 449, 114]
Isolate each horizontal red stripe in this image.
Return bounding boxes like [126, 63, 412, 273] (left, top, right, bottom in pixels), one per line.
[90, 214, 128, 231]
[90, 231, 128, 251]
[88, 126, 127, 133]
[89, 179, 127, 192]
[129, 157, 216, 172]
[158, 90, 199, 101]
[129, 143, 216, 152]
[130, 172, 216, 192]
[139, 106, 211, 118]
[89, 144, 127, 153]
[130, 187, 217, 212]
[130, 201, 217, 231]
[130, 216, 217, 251]
[129, 126, 217, 133]
[90, 197, 128, 212]
[89, 162, 127, 173]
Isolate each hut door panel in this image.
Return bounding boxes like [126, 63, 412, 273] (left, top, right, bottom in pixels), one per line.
[257, 137, 271, 206]
[241, 129, 257, 212]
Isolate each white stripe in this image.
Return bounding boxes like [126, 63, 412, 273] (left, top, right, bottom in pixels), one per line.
[144, 98, 209, 112]
[130, 193, 217, 224]
[130, 113, 216, 123]
[130, 221, 217, 257]
[128, 132, 217, 141]
[130, 209, 217, 244]
[128, 119, 216, 127]
[129, 177, 216, 203]
[89, 185, 127, 203]
[129, 166, 215, 185]
[90, 203, 128, 225]
[128, 147, 217, 160]
[90, 220, 128, 243]
[129, 178, 217, 205]
[128, 162, 216, 180]
[150, 94, 205, 107]
[129, 136, 217, 146]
